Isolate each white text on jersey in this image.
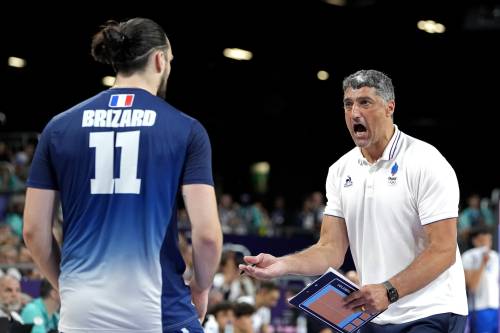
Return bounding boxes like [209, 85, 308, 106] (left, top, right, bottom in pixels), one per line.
[82, 109, 157, 127]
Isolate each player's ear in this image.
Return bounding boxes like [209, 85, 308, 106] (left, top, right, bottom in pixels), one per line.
[154, 51, 165, 73]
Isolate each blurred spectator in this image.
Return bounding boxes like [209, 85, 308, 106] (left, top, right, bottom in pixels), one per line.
[0, 275, 23, 322]
[208, 288, 225, 313]
[296, 197, 315, 232]
[462, 227, 498, 333]
[0, 142, 12, 163]
[238, 194, 264, 235]
[253, 202, 271, 236]
[213, 251, 255, 302]
[219, 194, 243, 234]
[0, 162, 25, 193]
[233, 302, 255, 333]
[0, 228, 20, 247]
[1, 161, 24, 221]
[0, 245, 22, 280]
[310, 191, 325, 228]
[270, 196, 287, 230]
[5, 194, 25, 240]
[21, 279, 60, 333]
[204, 301, 235, 333]
[13, 143, 35, 182]
[238, 281, 280, 333]
[458, 194, 495, 250]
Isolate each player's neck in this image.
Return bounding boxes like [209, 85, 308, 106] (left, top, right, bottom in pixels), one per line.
[113, 74, 158, 96]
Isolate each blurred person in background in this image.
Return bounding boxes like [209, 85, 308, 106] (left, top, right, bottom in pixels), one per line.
[5, 194, 25, 240]
[21, 279, 60, 333]
[204, 301, 235, 333]
[213, 251, 255, 302]
[238, 281, 281, 333]
[462, 227, 498, 333]
[458, 193, 495, 251]
[0, 244, 22, 280]
[233, 302, 255, 333]
[0, 275, 23, 323]
[218, 194, 243, 234]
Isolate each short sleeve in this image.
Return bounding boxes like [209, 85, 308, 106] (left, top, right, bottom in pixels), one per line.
[324, 165, 344, 218]
[182, 121, 214, 186]
[26, 122, 59, 190]
[416, 147, 459, 225]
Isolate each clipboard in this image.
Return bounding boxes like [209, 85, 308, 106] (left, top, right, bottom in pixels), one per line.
[288, 268, 382, 333]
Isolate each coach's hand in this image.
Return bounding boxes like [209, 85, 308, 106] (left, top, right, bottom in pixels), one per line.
[238, 253, 286, 280]
[189, 279, 209, 321]
[342, 284, 390, 313]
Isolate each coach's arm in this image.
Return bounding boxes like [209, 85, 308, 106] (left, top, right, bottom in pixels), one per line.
[344, 218, 458, 312]
[239, 214, 350, 279]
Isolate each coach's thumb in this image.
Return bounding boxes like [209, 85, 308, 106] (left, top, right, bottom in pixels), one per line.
[244, 253, 263, 264]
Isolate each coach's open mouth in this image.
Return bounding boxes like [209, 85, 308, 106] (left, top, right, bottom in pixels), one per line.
[353, 124, 367, 133]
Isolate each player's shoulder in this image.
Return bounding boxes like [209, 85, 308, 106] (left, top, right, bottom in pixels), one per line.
[142, 94, 202, 130]
[42, 93, 103, 132]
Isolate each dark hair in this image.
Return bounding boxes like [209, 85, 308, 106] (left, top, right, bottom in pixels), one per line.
[233, 302, 255, 318]
[343, 69, 395, 103]
[40, 279, 54, 298]
[209, 301, 234, 316]
[469, 226, 491, 241]
[91, 18, 169, 74]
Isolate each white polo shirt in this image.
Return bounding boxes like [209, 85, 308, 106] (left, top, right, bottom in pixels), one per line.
[462, 247, 499, 310]
[324, 125, 468, 324]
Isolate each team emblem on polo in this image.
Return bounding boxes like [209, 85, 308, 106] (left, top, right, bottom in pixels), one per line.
[344, 175, 353, 187]
[388, 162, 398, 185]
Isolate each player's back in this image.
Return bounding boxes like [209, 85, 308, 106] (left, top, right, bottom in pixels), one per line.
[28, 88, 210, 332]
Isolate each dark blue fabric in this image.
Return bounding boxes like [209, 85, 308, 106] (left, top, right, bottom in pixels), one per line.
[361, 313, 467, 333]
[469, 309, 498, 333]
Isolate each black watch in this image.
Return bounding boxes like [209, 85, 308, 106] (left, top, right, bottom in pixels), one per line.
[383, 280, 399, 303]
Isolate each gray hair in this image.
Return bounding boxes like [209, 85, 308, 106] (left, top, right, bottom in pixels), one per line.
[342, 70, 395, 103]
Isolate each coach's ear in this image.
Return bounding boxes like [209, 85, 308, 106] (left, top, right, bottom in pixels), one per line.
[386, 100, 395, 117]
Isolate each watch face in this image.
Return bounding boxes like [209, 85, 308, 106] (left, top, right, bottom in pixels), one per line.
[384, 281, 398, 303]
[389, 288, 398, 302]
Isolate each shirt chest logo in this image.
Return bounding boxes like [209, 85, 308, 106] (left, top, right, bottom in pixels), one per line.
[344, 175, 353, 187]
[388, 162, 398, 185]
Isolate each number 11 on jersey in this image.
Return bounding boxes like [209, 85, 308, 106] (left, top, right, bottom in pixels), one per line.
[89, 131, 142, 194]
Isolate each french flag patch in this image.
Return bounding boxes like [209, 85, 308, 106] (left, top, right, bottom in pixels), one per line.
[109, 94, 134, 108]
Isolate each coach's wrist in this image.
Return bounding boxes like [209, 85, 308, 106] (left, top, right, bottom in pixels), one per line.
[383, 280, 399, 303]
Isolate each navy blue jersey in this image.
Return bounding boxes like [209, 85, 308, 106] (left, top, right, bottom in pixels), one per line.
[27, 88, 213, 332]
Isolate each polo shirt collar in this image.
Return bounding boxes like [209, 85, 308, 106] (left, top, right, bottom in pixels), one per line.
[357, 125, 402, 164]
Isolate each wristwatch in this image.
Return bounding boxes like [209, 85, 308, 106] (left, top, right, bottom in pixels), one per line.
[383, 280, 399, 303]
